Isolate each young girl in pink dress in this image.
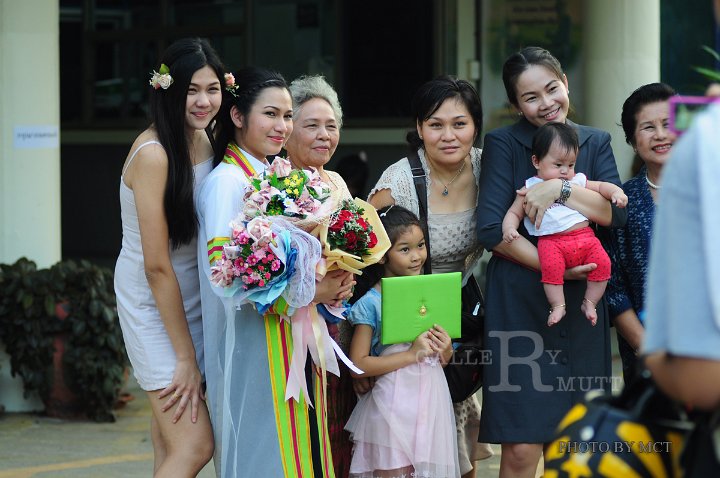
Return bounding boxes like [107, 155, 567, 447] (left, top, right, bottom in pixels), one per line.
[345, 205, 460, 478]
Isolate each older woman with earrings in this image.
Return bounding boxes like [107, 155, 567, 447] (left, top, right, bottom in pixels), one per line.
[283, 74, 358, 478]
[606, 83, 676, 386]
[114, 38, 220, 477]
[476, 46, 626, 477]
[196, 67, 353, 478]
[369, 75, 493, 478]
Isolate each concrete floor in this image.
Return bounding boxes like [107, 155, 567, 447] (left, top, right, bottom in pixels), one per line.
[0, 375, 215, 478]
[0, 381, 536, 478]
[0, 332, 622, 478]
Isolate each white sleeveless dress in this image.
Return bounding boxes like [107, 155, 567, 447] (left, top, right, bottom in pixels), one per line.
[114, 140, 213, 391]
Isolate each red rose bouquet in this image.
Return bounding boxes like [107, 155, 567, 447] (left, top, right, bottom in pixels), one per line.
[327, 200, 379, 257]
[313, 198, 390, 275]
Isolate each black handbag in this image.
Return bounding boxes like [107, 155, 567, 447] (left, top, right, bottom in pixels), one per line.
[408, 149, 484, 403]
[544, 368, 693, 477]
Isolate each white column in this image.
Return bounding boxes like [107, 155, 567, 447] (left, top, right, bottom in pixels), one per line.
[0, 0, 60, 412]
[0, 0, 61, 268]
[582, 0, 661, 181]
[457, 0, 480, 83]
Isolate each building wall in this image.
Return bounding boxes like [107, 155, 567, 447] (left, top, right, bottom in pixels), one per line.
[0, 0, 61, 268]
[583, 0, 661, 182]
[0, 0, 60, 412]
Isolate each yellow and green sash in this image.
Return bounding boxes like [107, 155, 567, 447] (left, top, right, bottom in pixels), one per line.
[264, 312, 335, 478]
[206, 142, 258, 265]
[222, 141, 257, 178]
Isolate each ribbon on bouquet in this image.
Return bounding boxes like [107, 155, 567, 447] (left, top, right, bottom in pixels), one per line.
[283, 304, 363, 405]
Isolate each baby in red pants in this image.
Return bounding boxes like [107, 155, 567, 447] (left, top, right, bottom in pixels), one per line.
[502, 123, 628, 326]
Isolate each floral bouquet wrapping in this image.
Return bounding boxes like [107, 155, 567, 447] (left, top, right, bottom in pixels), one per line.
[243, 157, 334, 232]
[209, 215, 319, 315]
[312, 198, 391, 275]
[236, 162, 388, 405]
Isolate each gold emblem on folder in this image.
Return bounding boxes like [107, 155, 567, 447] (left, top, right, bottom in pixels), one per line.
[419, 305, 427, 316]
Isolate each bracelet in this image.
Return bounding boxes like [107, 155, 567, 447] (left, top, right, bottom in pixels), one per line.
[556, 179, 571, 204]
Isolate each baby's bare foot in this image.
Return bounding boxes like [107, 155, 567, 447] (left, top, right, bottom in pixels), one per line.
[582, 298, 597, 326]
[548, 304, 566, 326]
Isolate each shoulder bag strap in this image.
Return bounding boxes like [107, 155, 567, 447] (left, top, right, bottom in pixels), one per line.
[407, 149, 433, 275]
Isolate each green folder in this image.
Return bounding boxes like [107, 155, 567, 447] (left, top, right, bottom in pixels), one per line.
[380, 272, 462, 345]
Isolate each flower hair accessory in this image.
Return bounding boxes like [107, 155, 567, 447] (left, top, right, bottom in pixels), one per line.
[225, 73, 239, 97]
[149, 63, 173, 90]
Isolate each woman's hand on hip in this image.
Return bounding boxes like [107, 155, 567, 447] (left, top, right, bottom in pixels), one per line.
[158, 358, 205, 424]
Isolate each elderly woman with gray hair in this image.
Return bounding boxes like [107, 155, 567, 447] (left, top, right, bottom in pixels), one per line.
[286, 75, 351, 199]
[285, 74, 358, 478]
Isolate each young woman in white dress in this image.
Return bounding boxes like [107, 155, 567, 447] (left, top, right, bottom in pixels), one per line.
[114, 38, 222, 477]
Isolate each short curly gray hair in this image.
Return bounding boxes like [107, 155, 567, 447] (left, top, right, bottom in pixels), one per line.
[289, 75, 343, 128]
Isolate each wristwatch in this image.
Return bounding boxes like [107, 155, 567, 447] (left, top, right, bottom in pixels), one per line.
[556, 179, 572, 204]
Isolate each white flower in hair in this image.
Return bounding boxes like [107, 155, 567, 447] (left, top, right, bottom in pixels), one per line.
[149, 63, 173, 90]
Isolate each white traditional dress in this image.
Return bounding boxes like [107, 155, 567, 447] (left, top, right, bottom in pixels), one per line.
[196, 143, 335, 478]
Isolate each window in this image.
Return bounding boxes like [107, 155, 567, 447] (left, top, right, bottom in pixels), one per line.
[60, 0, 445, 129]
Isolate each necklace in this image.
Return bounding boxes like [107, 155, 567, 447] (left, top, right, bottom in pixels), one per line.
[645, 173, 661, 190]
[436, 159, 467, 196]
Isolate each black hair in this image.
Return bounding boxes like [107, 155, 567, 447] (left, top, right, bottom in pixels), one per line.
[149, 37, 224, 249]
[502, 46, 564, 107]
[350, 205, 424, 303]
[406, 75, 483, 152]
[531, 122, 579, 161]
[377, 205, 423, 245]
[620, 82, 676, 146]
[214, 66, 290, 166]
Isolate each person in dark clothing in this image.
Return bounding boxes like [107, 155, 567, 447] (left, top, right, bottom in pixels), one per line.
[476, 46, 626, 478]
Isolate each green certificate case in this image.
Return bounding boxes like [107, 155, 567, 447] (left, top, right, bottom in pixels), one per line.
[380, 272, 461, 345]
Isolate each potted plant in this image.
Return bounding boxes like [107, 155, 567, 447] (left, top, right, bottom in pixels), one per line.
[693, 45, 720, 83]
[0, 257, 127, 422]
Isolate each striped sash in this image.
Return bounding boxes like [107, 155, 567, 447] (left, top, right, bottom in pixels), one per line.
[206, 142, 258, 265]
[222, 141, 257, 179]
[265, 313, 335, 478]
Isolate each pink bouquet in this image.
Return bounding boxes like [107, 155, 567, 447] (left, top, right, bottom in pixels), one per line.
[209, 216, 285, 290]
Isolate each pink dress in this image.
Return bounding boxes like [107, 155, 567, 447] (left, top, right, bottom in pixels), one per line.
[345, 290, 460, 478]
